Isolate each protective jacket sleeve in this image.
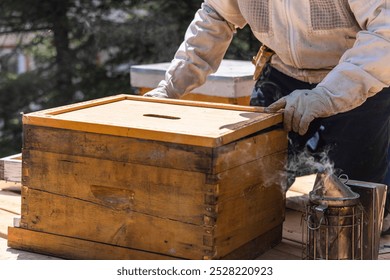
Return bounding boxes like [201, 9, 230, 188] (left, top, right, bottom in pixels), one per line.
[157, 2, 235, 98]
[315, 0, 390, 114]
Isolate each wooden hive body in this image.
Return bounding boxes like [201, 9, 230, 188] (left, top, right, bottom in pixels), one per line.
[130, 60, 255, 105]
[8, 95, 287, 259]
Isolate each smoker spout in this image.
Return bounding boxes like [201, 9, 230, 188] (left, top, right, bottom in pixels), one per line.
[309, 171, 360, 207]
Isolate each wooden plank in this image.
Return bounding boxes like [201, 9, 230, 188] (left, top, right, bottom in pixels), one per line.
[8, 227, 180, 260]
[181, 92, 250, 106]
[0, 153, 22, 182]
[286, 174, 316, 212]
[24, 94, 268, 116]
[0, 185, 21, 239]
[212, 151, 287, 200]
[204, 151, 286, 257]
[138, 87, 252, 105]
[257, 209, 305, 260]
[20, 187, 213, 260]
[213, 128, 287, 173]
[223, 224, 282, 260]
[23, 125, 286, 174]
[24, 150, 212, 225]
[379, 235, 390, 256]
[7, 226, 283, 260]
[0, 181, 21, 194]
[283, 209, 305, 244]
[285, 190, 308, 212]
[24, 94, 129, 116]
[22, 95, 282, 148]
[215, 183, 285, 258]
[6, 208, 390, 260]
[0, 236, 61, 260]
[23, 150, 286, 225]
[23, 125, 213, 173]
[379, 253, 390, 260]
[0, 189, 21, 215]
[121, 94, 264, 112]
[289, 174, 316, 194]
[256, 239, 302, 260]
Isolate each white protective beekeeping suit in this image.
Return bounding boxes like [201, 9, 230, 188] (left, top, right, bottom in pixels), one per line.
[146, 0, 390, 133]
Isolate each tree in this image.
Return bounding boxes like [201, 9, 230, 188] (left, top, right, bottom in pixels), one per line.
[0, 0, 258, 156]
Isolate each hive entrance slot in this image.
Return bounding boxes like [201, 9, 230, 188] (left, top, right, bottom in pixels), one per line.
[143, 114, 181, 120]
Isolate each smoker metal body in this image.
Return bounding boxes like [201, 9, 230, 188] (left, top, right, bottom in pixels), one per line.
[304, 202, 364, 260]
[303, 172, 364, 260]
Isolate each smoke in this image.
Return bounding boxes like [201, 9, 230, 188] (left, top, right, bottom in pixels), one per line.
[286, 137, 338, 189]
[288, 147, 335, 174]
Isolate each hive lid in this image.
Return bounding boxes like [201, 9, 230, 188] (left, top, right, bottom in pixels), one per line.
[23, 94, 283, 147]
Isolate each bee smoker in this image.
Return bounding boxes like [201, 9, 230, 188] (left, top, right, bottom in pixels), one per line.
[303, 171, 364, 260]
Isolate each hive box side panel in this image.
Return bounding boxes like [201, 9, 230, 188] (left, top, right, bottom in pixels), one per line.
[216, 185, 285, 257]
[24, 125, 287, 174]
[208, 151, 287, 201]
[214, 152, 287, 258]
[23, 125, 213, 173]
[23, 149, 217, 226]
[0, 153, 22, 182]
[20, 187, 214, 260]
[8, 227, 180, 260]
[213, 129, 286, 173]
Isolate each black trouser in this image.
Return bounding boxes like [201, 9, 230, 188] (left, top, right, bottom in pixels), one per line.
[250, 65, 390, 213]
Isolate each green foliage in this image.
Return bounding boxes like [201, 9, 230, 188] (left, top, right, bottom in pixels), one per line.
[0, 0, 258, 156]
[0, 71, 48, 155]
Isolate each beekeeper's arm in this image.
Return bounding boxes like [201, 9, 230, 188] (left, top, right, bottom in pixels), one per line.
[145, 1, 244, 98]
[267, 0, 390, 135]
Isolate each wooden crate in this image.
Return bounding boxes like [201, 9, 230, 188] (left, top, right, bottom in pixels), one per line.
[8, 94, 287, 260]
[0, 153, 22, 183]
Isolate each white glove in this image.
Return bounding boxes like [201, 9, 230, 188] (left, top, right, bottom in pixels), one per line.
[265, 88, 338, 135]
[143, 85, 169, 99]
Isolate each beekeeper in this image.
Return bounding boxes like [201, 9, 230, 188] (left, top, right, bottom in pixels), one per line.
[144, 1, 390, 234]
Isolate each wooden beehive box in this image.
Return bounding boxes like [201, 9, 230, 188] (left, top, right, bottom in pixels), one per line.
[8, 94, 287, 260]
[130, 59, 255, 105]
[0, 153, 22, 183]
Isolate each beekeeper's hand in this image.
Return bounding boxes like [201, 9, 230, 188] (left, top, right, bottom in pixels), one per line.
[143, 85, 169, 98]
[265, 88, 338, 135]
